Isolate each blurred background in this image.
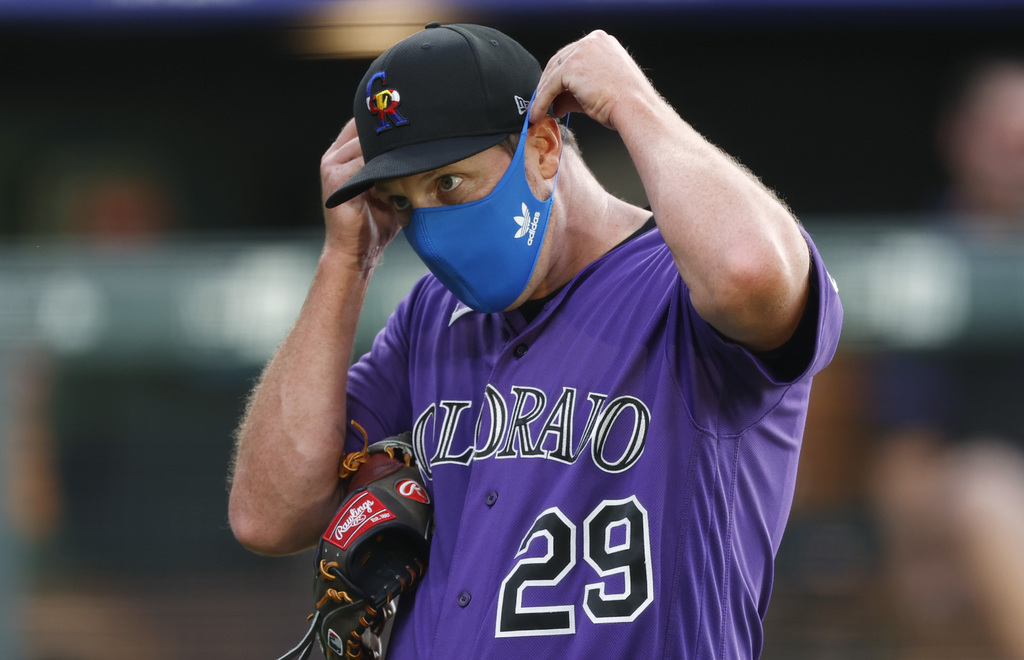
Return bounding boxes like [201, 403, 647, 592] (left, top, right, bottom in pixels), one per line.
[2, 0, 1024, 658]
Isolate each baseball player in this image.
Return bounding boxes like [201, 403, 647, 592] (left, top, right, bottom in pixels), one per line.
[229, 23, 843, 659]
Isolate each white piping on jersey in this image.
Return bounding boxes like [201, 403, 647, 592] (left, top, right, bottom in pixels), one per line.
[449, 303, 475, 326]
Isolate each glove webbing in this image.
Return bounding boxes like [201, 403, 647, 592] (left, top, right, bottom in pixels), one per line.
[275, 546, 426, 660]
[316, 558, 426, 659]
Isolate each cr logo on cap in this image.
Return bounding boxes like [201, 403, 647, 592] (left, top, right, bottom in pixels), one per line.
[366, 70, 409, 133]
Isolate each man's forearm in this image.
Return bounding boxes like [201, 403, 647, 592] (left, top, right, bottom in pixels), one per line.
[228, 246, 373, 555]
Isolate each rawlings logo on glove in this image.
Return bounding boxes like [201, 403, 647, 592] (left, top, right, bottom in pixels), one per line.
[326, 493, 397, 550]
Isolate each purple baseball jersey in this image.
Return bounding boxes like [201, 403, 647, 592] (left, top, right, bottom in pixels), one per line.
[345, 223, 842, 659]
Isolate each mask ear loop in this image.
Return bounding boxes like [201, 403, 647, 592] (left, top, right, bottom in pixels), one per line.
[525, 91, 571, 204]
[549, 112, 570, 201]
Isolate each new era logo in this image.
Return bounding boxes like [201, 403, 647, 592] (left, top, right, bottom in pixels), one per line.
[515, 95, 529, 115]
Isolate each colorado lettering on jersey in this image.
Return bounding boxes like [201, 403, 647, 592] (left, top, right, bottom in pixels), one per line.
[410, 384, 651, 479]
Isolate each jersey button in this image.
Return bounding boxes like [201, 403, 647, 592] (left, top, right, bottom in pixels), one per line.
[513, 343, 528, 358]
[485, 491, 498, 507]
[457, 591, 472, 608]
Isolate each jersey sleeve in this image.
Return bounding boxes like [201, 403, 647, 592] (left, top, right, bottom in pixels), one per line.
[782, 225, 843, 383]
[689, 225, 842, 386]
[671, 225, 843, 435]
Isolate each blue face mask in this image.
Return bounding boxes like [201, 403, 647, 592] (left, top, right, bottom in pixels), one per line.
[404, 105, 566, 314]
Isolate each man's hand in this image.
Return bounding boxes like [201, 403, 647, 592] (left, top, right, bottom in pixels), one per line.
[320, 119, 403, 274]
[530, 30, 661, 132]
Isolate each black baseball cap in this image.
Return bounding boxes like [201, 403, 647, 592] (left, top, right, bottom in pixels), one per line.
[324, 23, 542, 208]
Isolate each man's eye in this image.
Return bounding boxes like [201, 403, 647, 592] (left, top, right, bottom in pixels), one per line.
[391, 196, 411, 211]
[438, 175, 463, 193]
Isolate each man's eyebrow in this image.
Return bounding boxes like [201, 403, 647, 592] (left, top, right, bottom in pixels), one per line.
[377, 166, 447, 194]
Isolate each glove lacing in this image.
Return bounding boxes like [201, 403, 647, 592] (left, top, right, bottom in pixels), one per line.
[339, 421, 414, 480]
[313, 557, 426, 659]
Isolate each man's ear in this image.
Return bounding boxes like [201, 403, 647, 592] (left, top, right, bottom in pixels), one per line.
[526, 116, 563, 180]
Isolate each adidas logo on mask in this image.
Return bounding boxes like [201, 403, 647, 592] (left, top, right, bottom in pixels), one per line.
[513, 202, 540, 245]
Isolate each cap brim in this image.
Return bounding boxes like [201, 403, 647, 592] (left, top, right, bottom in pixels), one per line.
[324, 132, 511, 208]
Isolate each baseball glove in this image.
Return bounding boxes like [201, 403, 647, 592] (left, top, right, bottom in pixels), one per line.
[277, 427, 432, 660]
